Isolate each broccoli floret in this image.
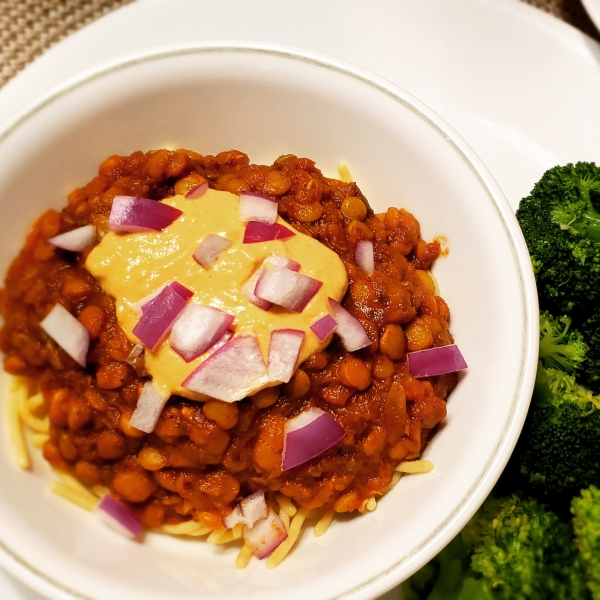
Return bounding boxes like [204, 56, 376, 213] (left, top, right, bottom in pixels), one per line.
[505, 364, 600, 512]
[578, 312, 600, 393]
[403, 494, 588, 599]
[572, 485, 600, 600]
[516, 162, 600, 316]
[539, 311, 588, 374]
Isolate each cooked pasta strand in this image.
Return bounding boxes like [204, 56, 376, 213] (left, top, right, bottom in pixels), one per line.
[235, 544, 252, 569]
[337, 162, 353, 183]
[17, 393, 49, 433]
[49, 481, 99, 511]
[266, 507, 310, 568]
[276, 494, 297, 517]
[207, 527, 228, 544]
[280, 511, 290, 531]
[7, 379, 29, 469]
[314, 511, 334, 537]
[396, 460, 434, 474]
[26, 393, 45, 412]
[232, 523, 243, 540]
[29, 433, 49, 448]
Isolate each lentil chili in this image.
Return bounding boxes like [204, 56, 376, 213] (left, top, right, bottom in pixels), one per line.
[0, 149, 456, 529]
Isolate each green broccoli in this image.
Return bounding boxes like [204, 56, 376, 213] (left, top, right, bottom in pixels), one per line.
[572, 485, 600, 600]
[504, 364, 600, 512]
[577, 311, 600, 394]
[402, 494, 589, 600]
[515, 162, 600, 317]
[538, 311, 587, 374]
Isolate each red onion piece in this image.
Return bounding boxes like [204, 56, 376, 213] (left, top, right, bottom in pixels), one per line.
[184, 179, 208, 199]
[40, 304, 89, 367]
[133, 283, 192, 351]
[310, 314, 337, 341]
[243, 221, 295, 243]
[267, 329, 305, 383]
[223, 505, 246, 529]
[170, 304, 235, 362]
[355, 240, 375, 275]
[125, 344, 144, 366]
[282, 407, 345, 471]
[255, 268, 322, 313]
[129, 382, 168, 433]
[182, 335, 269, 402]
[240, 491, 269, 525]
[328, 298, 371, 352]
[193, 234, 232, 269]
[48, 225, 97, 252]
[109, 196, 182, 233]
[242, 255, 301, 310]
[95, 494, 142, 538]
[239, 192, 278, 224]
[407, 344, 467, 378]
[243, 508, 288, 559]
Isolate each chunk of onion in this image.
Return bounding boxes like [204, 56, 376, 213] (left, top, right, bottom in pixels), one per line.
[267, 329, 305, 383]
[40, 304, 89, 367]
[48, 225, 97, 252]
[240, 491, 269, 526]
[282, 407, 345, 471]
[310, 314, 337, 341]
[132, 282, 192, 351]
[328, 298, 371, 352]
[255, 268, 322, 313]
[242, 254, 301, 310]
[243, 221, 295, 243]
[184, 179, 208, 199]
[109, 196, 182, 233]
[193, 234, 232, 269]
[243, 508, 288, 559]
[170, 303, 234, 362]
[129, 382, 168, 433]
[239, 192, 278, 224]
[95, 494, 142, 538]
[182, 335, 269, 402]
[354, 240, 375, 275]
[407, 344, 468, 378]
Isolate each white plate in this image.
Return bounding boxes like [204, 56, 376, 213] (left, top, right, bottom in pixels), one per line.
[0, 0, 597, 598]
[581, 0, 600, 34]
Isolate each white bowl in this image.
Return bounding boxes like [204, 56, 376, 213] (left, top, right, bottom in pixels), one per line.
[0, 43, 538, 600]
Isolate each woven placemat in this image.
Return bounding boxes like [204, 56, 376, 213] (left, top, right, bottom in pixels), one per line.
[0, 0, 598, 88]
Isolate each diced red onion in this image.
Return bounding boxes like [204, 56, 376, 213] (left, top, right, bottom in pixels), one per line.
[355, 240, 375, 275]
[193, 234, 232, 269]
[243, 221, 295, 243]
[243, 508, 288, 559]
[40, 304, 89, 367]
[170, 304, 235, 362]
[310, 314, 337, 341]
[282, 407, 345, 471]
[242, 255, 301, 310]
[328, 298, 372, 352]
[407, 344, 468, 378]
[48, 225, 97, 252]
[184, 179, 208, 199]
[182, 335, 269, 402]
[129, 382, 168, 433]
[95, 495, 142, 538]
[240, 491, 269, 525]
[109, 196, 182, 233]
[267, 329, 304, 383]
[239, 192, 278, 224]
[255, 268, 322, 313]
[125, 344, 144, 366]
[133, 283, 192, 351]
[223, 505, 246, 529]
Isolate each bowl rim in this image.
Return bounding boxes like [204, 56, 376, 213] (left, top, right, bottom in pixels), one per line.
[0, 40, 539, 600]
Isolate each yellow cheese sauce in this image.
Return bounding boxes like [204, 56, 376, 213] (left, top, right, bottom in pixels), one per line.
[86, 189, 348, 400]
